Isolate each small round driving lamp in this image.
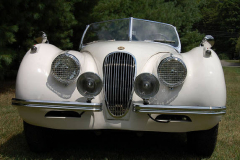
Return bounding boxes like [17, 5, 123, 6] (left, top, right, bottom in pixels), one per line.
[77, 72, 103, 101]
[134, 73, 159, 104]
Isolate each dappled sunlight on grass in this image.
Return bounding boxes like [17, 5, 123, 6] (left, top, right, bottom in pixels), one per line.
[0, 81, 22, 148]
[0, 81, 15, 106]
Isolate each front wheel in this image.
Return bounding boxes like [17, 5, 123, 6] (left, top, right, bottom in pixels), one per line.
[187, 124, 219, 157]
[24, 121, 53, 152]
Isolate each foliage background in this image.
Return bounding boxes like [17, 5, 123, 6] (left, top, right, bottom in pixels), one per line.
[0, 0, 240, 80]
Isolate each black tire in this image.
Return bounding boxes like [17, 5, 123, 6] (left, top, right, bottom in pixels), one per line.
[187, 124, 219, 157]
[24, 121, 53, 152]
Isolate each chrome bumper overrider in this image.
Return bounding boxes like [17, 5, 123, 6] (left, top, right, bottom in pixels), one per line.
[12, 98, 102, 112]
[133, 103, 226, 115]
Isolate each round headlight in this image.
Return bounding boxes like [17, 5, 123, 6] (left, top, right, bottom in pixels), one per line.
[51, 53, 80, 84]
[157, 56, 187, 88]
[77, 72, 103, 99]
[134, 73, 159, 100]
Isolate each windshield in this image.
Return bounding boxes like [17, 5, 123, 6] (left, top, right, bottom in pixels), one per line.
[83, 19, 129, 44]
[81, 18, 180, 52]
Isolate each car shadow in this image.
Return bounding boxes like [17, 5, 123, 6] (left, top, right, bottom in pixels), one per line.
[0, 130, 201, 159]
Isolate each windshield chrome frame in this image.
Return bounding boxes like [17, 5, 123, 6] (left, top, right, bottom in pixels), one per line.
[79, 17, 181, 53]
[79, 24, 90, 49]
[129, 17, 133, 41]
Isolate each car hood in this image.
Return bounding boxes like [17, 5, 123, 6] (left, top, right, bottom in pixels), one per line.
[81, 41, 179, 74]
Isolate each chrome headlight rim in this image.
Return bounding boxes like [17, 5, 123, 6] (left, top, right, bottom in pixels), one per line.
[51, 52, 80, 84]
[134, 73, 160, 100]
[77, 72, 103, 99]
[157, 56, 187, 88]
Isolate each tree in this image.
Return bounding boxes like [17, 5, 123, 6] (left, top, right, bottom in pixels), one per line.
[0, 0, 79, 80]
[236, 36, 240, 60]
[197, 0, 240, 59]
[218, 0, 240, 58]
[0, 0, 20, 80]
[71, 0, 98, 49]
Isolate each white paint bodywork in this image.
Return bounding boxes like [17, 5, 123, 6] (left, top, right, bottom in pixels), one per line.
[15, 41, 226, 132]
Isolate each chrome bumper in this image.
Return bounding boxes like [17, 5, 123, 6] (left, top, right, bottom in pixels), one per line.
[12, 98, 102, 112]
[133, 103, 226, 115]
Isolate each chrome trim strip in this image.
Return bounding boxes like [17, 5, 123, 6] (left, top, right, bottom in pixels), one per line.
[133, 103, 226, 115]
[12, 98, 102, 112]
[79, 24, 90, 50]
[174, 26, 181, 52]
[129, 17, 133, 41]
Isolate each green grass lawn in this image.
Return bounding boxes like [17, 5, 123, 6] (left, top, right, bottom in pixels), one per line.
[212, 67, 240, 159]
[0, 67, 239, 159]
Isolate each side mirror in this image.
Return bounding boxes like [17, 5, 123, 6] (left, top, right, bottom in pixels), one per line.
[201, 35, 214, 49]
[35, 31, 49, 44]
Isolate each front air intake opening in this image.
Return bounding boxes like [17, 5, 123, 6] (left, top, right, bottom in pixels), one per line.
[148, 114, 192, 123]
[45, 111, 85, 118]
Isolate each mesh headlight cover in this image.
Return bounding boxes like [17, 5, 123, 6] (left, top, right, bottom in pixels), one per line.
[157, 56, 187, 88]
[51, 53, 80, 84]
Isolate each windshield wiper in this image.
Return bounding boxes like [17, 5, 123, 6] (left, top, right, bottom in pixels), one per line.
[153, 39, 175, 43]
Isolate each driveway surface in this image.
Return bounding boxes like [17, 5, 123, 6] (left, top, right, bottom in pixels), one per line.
[221, 60, 240, 67]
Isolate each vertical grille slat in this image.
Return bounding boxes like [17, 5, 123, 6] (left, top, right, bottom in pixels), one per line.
[119, 53, 122, 107]
[103, 52, 136, 117]
[113, 54, 115, 107]
[125, 56, 130, 106]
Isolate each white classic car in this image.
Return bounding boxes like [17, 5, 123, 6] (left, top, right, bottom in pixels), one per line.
[12, 17, 226, 156]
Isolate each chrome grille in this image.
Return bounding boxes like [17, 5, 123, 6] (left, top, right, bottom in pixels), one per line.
[103, 52, 136, 117]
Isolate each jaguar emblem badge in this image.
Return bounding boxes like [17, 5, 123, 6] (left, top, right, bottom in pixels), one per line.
[118, 46, 125, 50]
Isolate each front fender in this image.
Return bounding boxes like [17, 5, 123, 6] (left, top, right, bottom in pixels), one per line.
[180, 47, 226, 107]
[132, 46, 226, 108]
[15, 44, 102, 103]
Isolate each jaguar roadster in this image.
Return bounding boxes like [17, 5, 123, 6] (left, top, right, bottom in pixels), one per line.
[12, 17, 226, 156]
